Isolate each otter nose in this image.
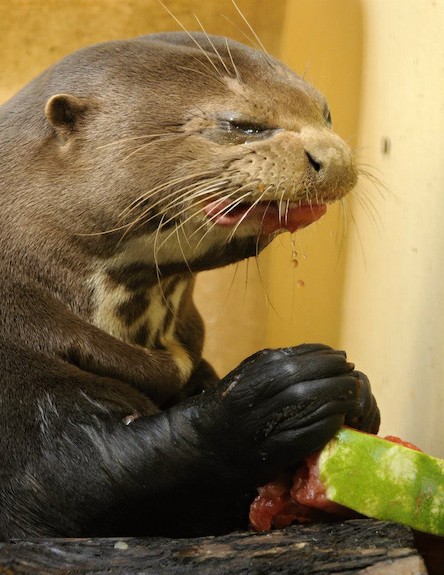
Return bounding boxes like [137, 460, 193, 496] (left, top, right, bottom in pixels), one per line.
[301, 127, 358, 199]
[304, 138, 345, 181]
[305, 150, 322, 173]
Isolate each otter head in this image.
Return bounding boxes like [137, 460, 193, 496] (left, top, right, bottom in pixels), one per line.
[28, 33, 357, 272]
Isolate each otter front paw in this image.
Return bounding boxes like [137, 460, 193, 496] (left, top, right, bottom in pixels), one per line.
[345, 371, 380, 434]
[190, 344, 378, 484]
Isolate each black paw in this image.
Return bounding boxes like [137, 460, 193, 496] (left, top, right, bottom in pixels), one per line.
[191, 344, 379, 483]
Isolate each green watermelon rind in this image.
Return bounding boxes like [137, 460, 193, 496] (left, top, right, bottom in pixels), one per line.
[318, 428, 444, 536]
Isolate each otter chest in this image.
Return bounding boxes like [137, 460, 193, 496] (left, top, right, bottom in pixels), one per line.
[90, 270, 194, 381]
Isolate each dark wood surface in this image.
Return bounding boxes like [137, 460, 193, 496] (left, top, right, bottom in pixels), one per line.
[0, 519, 434, 575]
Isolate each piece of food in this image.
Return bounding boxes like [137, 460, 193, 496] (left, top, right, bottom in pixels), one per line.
[250, 428, 444, 536]
[319, 428, 444, 535]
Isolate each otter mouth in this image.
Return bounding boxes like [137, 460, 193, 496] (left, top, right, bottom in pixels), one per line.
[203, 200, 327, 236]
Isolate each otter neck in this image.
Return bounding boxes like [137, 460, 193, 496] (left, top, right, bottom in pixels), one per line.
[90, 269, 190, 344]
[89, 266, 195, 381]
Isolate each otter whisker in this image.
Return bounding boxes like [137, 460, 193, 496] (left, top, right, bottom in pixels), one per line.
[118, 133, 187, 164]
[134, 177, 233, 231]
[168, 177, 232, 207]
[119, 170, 225, 223]
[225, 37, 242, 83]
[153, 212, 201, 255]
[96, 133, 178, 150]
[76, 223, 141, 238]
[149, 186, 239, 254]
[304, 187, 312, 206]
[182, 180, 243, 231]
[203, 260, 242, 324]
[340, 196, 368, 265]
[178, 65, 222, 82]
[153, 211, 167, 282]
[252, 234, 280, 315]
[358, 164, 390, 199]
[189, 189, 250, 250]
[257, 186, 275, 228]
[193, 14, 234, 79]
[301, 61, 311, 81]
[224, 259, 242, 311]
[285, 198, 291, 226]
[116, 183, 187, 238]
[220, 14, 260, 53]
[333, 197, 351, 259]
[115, 178, 207, 244]
[222, 185, 270, 243]
[148, 189, 227, 243]
[159, 1, 225, 80]
[192, 187, 255, 247]
[175, 222, 194, 276]
[230, 0, 274, 68]
[161, 180, 233, 220]
[152, 219, 187, 318]
[277, 187, 286, 224]
[353, 189, 384, 233]
[118, 170, 219, 220]
[116, 180, 220, 245]
[163, 186, 240, 243]
[182, 54, 229, 87]
[101, 175, 225, 238]
[226, 189, 269, 243]
[231, 0, 268, 54]
[86, 175, 220, 239]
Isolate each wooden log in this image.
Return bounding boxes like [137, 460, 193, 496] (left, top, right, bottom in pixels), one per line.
[0, 519, 428, 575]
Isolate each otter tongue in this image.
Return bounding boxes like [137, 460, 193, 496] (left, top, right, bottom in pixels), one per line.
[203, 201, 327, 235]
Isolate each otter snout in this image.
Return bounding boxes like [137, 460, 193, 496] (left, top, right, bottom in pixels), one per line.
[300, 126, 358, 201]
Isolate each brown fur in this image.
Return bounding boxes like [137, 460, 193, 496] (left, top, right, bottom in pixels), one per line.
[0, 33, 372, 539]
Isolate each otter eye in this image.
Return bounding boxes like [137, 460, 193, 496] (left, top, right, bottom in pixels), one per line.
[209, 117, 276, 145]
[228, 120, 269, 135]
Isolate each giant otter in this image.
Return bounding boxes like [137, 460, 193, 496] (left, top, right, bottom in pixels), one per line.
[0, 33, 379, 539]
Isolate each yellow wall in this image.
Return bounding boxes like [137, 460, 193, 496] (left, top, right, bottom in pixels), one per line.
[264, 0, 363, 349]
[0, 0, 287, 100]
[339, 0, 444, 457]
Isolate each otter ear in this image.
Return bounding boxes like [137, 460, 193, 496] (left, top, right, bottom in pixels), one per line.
[45, 94, 88, 138]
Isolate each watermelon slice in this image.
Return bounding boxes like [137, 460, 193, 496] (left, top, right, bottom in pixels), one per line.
[318, 428, 444, 536]
[250, 428, 444, 536]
